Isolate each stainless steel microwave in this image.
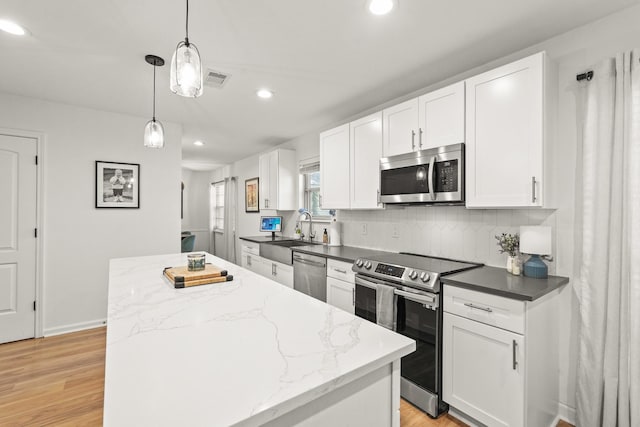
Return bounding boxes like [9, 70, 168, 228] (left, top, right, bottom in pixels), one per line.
[379, 143, 464, 205]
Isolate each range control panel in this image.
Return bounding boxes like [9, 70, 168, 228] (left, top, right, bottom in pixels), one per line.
[352, 258, 440, 292]
[375, 263, 405, 278]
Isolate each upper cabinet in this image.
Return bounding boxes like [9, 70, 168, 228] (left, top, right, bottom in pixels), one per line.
[382, 82, 465, 157]
[418, 81, 465, 150]
[320, 112, 383, 210]
[319, 124, 350, 209]
[259, 148, 296, 211]
[465, 52, 549, 208]
[382, 98, 419, 157]
[350, 112, 383, 209]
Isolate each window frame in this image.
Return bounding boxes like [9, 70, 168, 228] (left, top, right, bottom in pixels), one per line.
[210, 180, 225, 232]
[299, 161, 331, 221]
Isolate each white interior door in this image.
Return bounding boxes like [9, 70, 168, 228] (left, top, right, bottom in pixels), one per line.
[0, 134, 37, 343]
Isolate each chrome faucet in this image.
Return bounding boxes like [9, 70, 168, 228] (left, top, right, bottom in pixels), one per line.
[297, 208, 316, 241]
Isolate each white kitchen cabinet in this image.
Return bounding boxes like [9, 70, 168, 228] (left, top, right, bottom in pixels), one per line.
[319, 123, 350, 209]
[240, 241, 260, 272]
[442, 284, 560, 427]
[265, 259, 294, 289]
[382, 98, 419, 157]
[326, 259, 355, 314]
[350, 112, 383, 209]
[258, 148, 296, 210]
[465, 52, 549, 208]
[418, 81, 465, 150]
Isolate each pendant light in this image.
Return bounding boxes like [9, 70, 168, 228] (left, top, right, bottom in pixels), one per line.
[170, 0, 203, 97]
[144, 54, 165, 148]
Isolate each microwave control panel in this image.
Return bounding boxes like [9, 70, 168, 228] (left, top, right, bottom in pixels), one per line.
[435, 159, 458, 192]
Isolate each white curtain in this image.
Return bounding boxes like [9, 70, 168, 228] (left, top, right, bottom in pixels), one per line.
[575, 49, 640, 427]
[222, 177, 237, 264]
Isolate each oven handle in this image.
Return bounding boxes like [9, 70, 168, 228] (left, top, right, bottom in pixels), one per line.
[355, 275, 380, 290]
[428, 155, 436, 201]
[394, 288, 436, 305]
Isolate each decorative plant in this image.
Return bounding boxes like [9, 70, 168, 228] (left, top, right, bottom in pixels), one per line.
[495, 233, 519, 257]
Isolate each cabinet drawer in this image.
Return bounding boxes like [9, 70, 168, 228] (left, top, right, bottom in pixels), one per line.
[241, 241, 260, 256]
[327, 259, 355, 283]
[443, 285, 525, 334]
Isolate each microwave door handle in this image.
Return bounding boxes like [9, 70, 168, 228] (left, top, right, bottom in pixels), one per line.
[428, 155, 436, 201]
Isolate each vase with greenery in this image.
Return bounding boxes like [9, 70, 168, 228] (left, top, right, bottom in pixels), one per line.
[495, 233, 520, 273]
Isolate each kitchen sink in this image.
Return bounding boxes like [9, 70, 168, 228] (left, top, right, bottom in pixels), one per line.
[260, 240, 319, 265]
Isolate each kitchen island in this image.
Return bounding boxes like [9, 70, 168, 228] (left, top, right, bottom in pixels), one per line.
[104, 253, 415, 427]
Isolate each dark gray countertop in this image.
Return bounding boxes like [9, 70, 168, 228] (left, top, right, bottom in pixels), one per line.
[239, 235, 296, 243]
[291, 245, 392, 264]
[442, 266, 570, 301]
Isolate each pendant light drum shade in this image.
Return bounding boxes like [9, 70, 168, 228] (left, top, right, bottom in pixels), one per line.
[144, 119, 165, 148]
[170, 41, 203, 97]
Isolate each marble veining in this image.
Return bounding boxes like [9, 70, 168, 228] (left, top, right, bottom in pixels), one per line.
[104, 253, 414, 427]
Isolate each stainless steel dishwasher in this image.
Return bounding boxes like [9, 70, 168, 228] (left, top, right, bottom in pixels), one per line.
[293, 252, 327, 302]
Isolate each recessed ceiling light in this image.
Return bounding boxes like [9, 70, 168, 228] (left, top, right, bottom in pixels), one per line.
[0, 19, 27, 36]
[368, 0, 395, 15]
[256, 89, 274, 99]
[193, 140, 204, 146]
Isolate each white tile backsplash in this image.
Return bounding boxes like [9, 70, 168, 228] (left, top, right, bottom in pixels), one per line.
[337, 206, 558, 273]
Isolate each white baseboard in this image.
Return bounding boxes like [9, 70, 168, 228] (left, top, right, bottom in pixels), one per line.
[556, 402, 576, 426]
[448, 407, 482, 427]
[43, 318, 107, 337]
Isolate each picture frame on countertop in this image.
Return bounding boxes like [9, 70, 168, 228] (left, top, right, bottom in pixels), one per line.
[96, 161, 140, 208]
[245, 177, 259, 213]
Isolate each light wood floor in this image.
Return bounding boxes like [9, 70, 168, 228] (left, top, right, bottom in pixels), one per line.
[0, 327, 574, 426]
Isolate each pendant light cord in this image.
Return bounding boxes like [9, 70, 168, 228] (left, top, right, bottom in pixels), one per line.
[152, 63, 156, 120]
[185, 0, 190, 45]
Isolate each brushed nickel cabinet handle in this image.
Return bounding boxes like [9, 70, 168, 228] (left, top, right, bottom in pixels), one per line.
[532, 176, 537, 203]
[411, 130, 416, 150]
[513, 340, 518, 370]
[464, 302, 493, 313]
[419, 128, 423, 149]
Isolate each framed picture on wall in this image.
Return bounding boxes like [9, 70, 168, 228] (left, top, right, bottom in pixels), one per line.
[96, 161, 140, 208]
[245, 177, 259, 213]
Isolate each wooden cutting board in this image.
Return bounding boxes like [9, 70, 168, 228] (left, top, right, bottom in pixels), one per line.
[170, 274, 234, 289]
[163, 264, 228, 285]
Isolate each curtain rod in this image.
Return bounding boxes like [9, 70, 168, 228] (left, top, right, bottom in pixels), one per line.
[577, 71, 594, 82]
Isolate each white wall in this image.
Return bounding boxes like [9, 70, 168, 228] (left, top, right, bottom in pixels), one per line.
[0, 92, 182, 336]
[181, 168, 212, 252]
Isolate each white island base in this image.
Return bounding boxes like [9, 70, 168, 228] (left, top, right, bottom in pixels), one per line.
[104, 253, 414, 427]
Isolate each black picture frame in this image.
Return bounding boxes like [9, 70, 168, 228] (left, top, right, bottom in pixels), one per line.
[245, 177, 259, 213]
[95, 161, 140, 208]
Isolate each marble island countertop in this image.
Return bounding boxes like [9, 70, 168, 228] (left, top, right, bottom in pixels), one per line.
[104, 253, 415, 427]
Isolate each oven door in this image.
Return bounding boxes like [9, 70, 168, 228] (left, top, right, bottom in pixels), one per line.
[354, 274, 381, 324]
[394, 287, 441, 409]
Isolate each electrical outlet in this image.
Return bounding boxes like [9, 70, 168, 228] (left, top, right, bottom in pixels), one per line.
[392, 224, 400, 239]
[361, 223, 368, 235]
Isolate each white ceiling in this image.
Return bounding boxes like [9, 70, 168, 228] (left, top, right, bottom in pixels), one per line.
[1, 0, 638, 170]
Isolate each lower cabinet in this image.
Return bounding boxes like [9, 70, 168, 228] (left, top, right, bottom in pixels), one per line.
[326, 259, 355, 314]
[443, 313, 524, 427]
[265, 259, 294, 289]
[442, 284, 560, 427]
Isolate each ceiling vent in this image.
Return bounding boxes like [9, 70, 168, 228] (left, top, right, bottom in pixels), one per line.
[204, 69, 231, 88]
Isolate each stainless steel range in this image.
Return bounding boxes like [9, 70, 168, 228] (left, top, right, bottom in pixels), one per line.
[352, 253, 482, 418]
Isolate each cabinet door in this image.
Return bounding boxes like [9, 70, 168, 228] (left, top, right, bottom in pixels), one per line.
[443, 312, 524, 427]
[465, 52, 544, 208]
[382, 98, 419, 157]
[326, 276, 355, 314]
[258, 153, 272, 210]
[268, 150, 279, 209]
[320, 124, 350, 209]
[418, 81, 465, 150]
[270, 261, 294, 288]
[350, 112, 383, 209]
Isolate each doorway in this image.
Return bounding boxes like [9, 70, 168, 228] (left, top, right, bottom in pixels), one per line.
[0, 133, 39, 343]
